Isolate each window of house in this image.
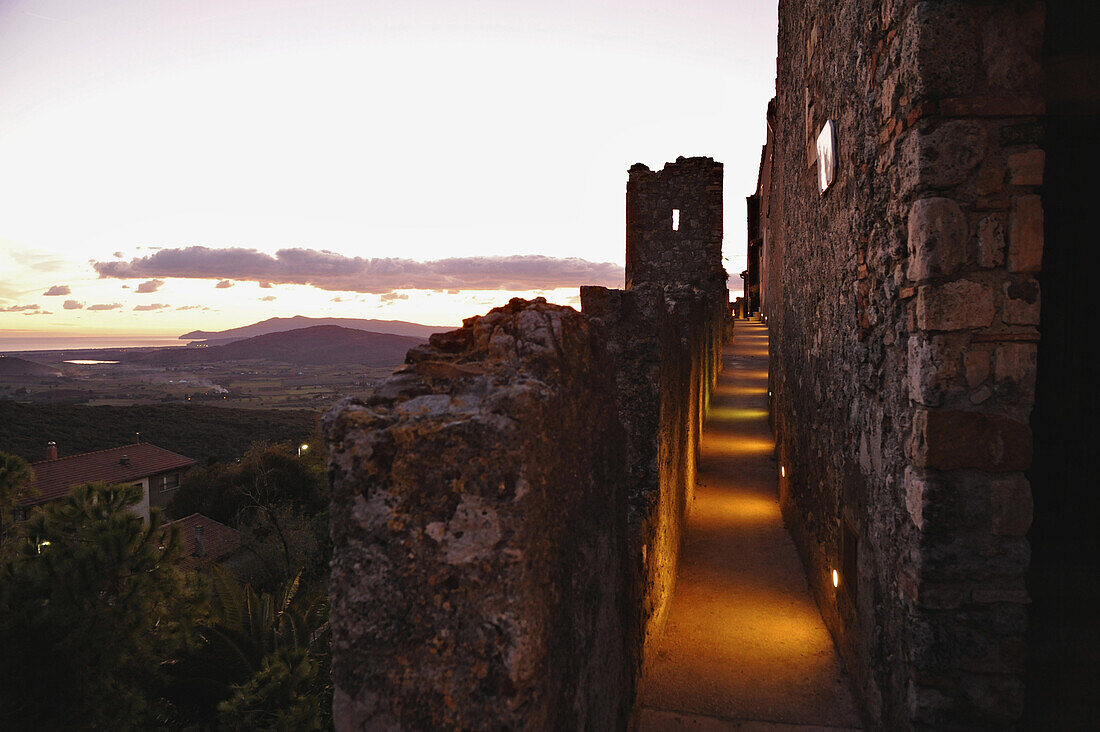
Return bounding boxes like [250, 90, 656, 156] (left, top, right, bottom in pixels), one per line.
[162, 473, 179, 491]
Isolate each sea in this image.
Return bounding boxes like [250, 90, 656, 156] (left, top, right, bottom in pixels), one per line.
[0, 334, 188, 353]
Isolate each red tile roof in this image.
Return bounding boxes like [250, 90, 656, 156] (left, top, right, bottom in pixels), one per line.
[23, 443, 197, 507]
[164, 513, 243, 570]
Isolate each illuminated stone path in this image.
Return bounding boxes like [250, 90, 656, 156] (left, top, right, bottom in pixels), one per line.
[639, 320, 862, 730]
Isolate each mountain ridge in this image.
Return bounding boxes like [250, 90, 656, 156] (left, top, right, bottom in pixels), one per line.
[140, 325, 426, 366]
[180, 315, 446, 343]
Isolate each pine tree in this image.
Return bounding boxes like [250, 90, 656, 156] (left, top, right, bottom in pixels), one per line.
[0, 452, 33, 550]
[0, 482, 204, 730]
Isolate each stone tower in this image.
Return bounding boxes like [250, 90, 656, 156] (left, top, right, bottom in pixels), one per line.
[625, 156, 726, 300]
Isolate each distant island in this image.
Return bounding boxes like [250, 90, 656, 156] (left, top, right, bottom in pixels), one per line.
[181, 315, 448, 344]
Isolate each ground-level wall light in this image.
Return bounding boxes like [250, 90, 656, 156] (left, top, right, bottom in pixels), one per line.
[832, 569, 840, 589]
[780, 465, 786, 478]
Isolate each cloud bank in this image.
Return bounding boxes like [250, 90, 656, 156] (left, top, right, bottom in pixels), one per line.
[1, 304, 40, 312]
[63, 300, 83, 310]
[134, 303, 169, 311]
[136, 278, 164, 293]
[93, 246, 624, 294]
[43, 285, 70, 296]
[87, 303, 122, 311]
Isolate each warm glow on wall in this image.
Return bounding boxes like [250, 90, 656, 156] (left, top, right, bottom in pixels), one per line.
[780, 465, 786, 478]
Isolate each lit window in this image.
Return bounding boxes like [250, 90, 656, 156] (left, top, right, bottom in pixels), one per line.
[672, 208, 680, 231]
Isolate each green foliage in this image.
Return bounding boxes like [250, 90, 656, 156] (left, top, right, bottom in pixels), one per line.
[0, 452, 33, 549]
[0, 482, 204, 730]
[0, 400, 318, 464]
[0, 434, 334, 729]
[170, 441, 326, 524]
[217, 647, 322, 731]
[168, 567, 330, 729]
[169, 440, 330, 593]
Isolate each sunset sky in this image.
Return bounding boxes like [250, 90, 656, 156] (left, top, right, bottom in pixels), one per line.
[0, 0, 777, 346]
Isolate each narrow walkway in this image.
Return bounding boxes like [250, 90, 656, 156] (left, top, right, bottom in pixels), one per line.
[639, 320, 861, 730]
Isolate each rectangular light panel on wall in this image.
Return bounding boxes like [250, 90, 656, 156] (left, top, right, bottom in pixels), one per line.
[817, 119, 836, 194]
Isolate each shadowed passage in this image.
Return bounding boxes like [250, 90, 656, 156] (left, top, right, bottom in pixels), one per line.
[639, 319, 862, 730]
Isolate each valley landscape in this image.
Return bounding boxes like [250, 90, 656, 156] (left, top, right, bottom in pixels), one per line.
[0, 315, 442, 410]
[0, 315, 446, 462]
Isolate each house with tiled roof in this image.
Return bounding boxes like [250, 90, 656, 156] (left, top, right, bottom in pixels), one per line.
[22, 442, 197, 523]
[163, 513, 243, 571]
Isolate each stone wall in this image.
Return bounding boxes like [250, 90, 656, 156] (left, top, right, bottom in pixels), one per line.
[762, 1, 1045, 728]
[580, 284, 706, 684]
[628, 157, 728, 413]
[586, 157, 728, 688]
[326, 299, 632, 729]
[326, 157, 728, 728]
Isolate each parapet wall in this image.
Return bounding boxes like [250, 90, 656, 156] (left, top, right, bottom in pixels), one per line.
[326, 157, 727, 728]
[326, 300, 632, 729]
[580, 284, 710, 683]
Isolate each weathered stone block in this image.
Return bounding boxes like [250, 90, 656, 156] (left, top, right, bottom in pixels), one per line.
[993, 342, 1038, 415]
[964, 349, 991, 388]
[1008, 149, 1045, 186]
[904, 466, 930, 531]
[907, 334, 967, 406]
[898, 120, 986, 193]
[906, 197, 967, 281]
[982, 4, 1045, 95]
[915, 280, 995, 331]
[908, 408, 1032, 471]
[988, 473, 1033, 537]
[1008, 195, 1043, 272]
[1002, 277, 1041, 325]
[975, 161, 1007, 196]
[975, 215, 1005, 268]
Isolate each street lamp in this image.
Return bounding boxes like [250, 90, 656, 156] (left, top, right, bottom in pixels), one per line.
[298, 443, 309, 457]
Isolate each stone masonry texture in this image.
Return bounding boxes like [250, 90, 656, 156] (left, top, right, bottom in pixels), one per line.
[581, 284, 705, 686]
[762, 1, 1044, 728]
[326, 156, 729, 728]
[326, 299, 632, 729]
[586, 156, 728, 690]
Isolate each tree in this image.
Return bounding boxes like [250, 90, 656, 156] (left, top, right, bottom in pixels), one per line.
[0, 482, 204, 730]
[168, 440, 330, 593]
[166, 566, 330, 729]
[217, 646, 322, 730]
[0, 451, 33, 550]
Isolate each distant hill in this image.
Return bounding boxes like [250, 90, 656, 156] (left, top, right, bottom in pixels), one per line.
[180, 315, 446, 343]
[136, 325, 425, 366]
[0, 356, 61, 377]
